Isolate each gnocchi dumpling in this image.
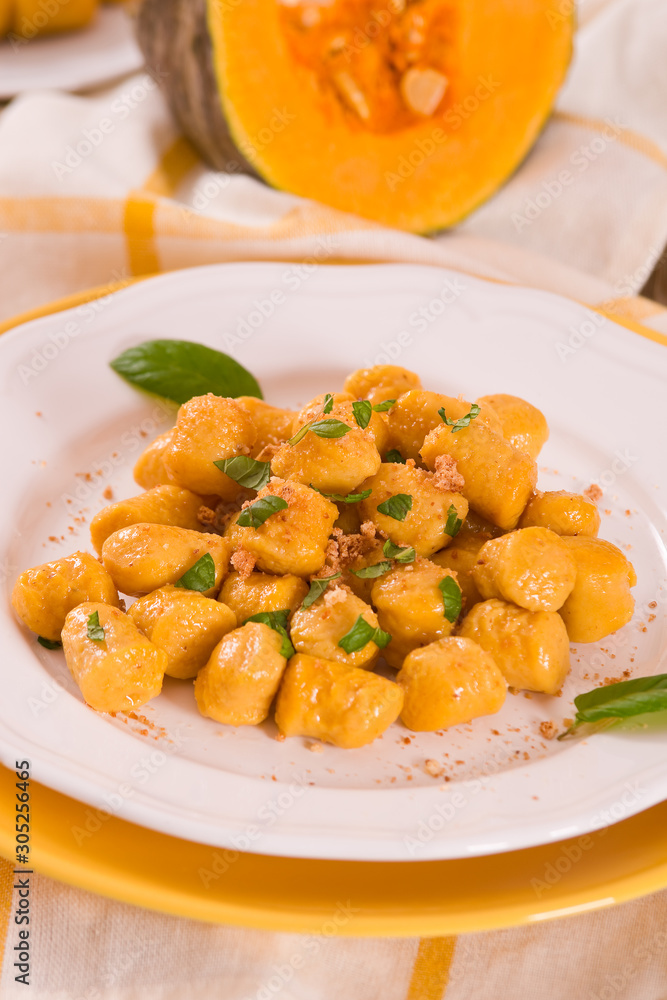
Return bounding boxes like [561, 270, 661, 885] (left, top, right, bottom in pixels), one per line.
[128, 586, 237, 678]
[275, 653, 404, 748]
[271, 393, 383, 493]
[458, 598, 571, 695]
[90, 485, 205, 554]
[12, 551, 120, 642]
[194, 622, 287, 725]
[101, 524, 230, 597]
[343, 365, 422, 407]
[421, 420, 537, 531]
[472, 527, 577, 613]
[218, 571, 308, 623]
[397, 637, 506, 731]
[165, 393, 256, 498]
[519, 490, 600, 537]
[476, 393, 549, 459]
[387, 389, 503, 461]
[559, 537, 636, 642]
[236, 396, 296, 456]
[62, 602, 166, 712]
[371, 559, 459, 669]
[290, 588, 383, 669]
[133, 430, 176, 490]
[292, 392, 388, 451]
[225, 479, 337, 577]
[358, 462, 468, 557]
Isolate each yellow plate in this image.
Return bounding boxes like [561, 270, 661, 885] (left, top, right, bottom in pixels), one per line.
[3, 763, 667, 935]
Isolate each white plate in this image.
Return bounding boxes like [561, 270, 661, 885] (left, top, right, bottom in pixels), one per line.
[0, 6, 143, 99]
[0, 262, 665, 862]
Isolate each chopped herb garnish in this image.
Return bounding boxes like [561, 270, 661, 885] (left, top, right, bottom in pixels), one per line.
[439, 576, 462, 623]
[289, 417, 351, 444]
[438, 403, 481, 432]
[377, 493, 413, 521]
[310, 485, 372, 504]
[244, 610, 294, 659]
[338, 615, 392, 654]
[559, 674, 667, 740]
[372, 399, 396, 412]
[350, 561, 393, 579]
[309, 418, 351, 438]
[302, 573, 342, 609]
[214, 455, 271, 490]
[351, 540, 416, 577]
[236, 495, 288, 528]
[384, 449, 406, 464]
[352, 399, 372, 429]
[174, 552, 216, 592]
[288, 423, 311, 446]
[444, 503, 463, 538]
[86, 611, 106, 643]
[382, 539, 416, 563]
[322, 393, 334, 414]
[37, 636, 61, 650]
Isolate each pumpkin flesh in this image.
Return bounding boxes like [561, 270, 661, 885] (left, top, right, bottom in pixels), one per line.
[207, 0, 573, 232]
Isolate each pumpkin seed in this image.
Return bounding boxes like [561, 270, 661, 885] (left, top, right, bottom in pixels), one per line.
[333, 71, 371, 121]
[400, 67, 448, 116]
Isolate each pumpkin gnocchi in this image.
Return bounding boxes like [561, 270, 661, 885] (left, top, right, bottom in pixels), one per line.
[275, 653, 403, 748]
[194, 622, 287, 725]
[12, 360, 638, 750]
[61, 602, 166, 713]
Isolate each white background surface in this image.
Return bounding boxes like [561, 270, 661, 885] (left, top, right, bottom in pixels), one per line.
[0, 6, 143, 100]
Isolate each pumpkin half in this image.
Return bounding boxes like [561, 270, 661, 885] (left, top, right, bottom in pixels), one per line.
[138, 0, 573, 233]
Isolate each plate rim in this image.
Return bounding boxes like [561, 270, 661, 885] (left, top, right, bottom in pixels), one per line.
[2, 762, 667, 935]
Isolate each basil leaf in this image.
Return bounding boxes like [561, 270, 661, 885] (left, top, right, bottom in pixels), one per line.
[37, 636, 61, 650]
[322, 393, 334, 414]
[382, 539, 416, 563]
[372, 399, 396, 412]
[438, 403, 481, 433]
[384, 449, 406, 464]
[214, 456, 271, 490]
[309, 418, 351, 439]
[110, 339, 262, 405]
[377, 493, 413, 521]
[310, 486, 372, 504]
[290, 418, 351, 444]
[352, 400, 372, 429]
[439, 576, 462, 623]
[174, 552, 216, 592]
[338, 615, 392, 654]
[244, 610, 294, 659]
[302, 573, 341, 609]
[558, 674, 667, 739]
[246, 608, 289, 631]
[444, 503, 463, 538]
[237, 495, 288, 528]
[350, 561, 393, 579]
[86, 611, 106, 643]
